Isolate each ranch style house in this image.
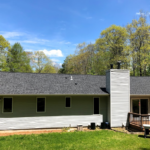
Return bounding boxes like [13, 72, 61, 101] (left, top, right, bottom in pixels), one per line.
[0, 65, 150, 131]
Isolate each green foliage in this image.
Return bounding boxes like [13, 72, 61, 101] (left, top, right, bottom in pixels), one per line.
[59, 14, 150, 76]
[100, 25, 129, 69]
[31, 51, 56, 73]
[7, 43, 32, 72]
[0, 130, 150, 150]
[0, 35, 10, 71]
[127, 15, 150, 76]
[41, 63, 56, 73]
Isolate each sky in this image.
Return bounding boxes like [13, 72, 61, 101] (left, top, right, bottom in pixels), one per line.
[0, 0, 150, 67]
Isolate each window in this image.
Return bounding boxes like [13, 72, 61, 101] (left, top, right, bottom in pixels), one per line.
[132, 99, 148, 114]
[37, 98, 45, 112]
[94, 98, 99, 114]
[3, 98, 12, 112]
[66, 97, 71, 107]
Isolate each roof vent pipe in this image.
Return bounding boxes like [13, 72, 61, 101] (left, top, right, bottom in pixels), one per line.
[70, 76, 73, 80]
[110, 64, 113, 69]
[117, 61, 121, 69]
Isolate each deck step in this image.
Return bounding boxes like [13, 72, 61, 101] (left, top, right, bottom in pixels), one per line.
[129, 124, 143, 131]
[128, 127, 143, 132]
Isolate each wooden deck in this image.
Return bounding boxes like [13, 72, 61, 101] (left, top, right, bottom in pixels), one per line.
[129, 121, 150, 131]
[128, 113, 150, 131]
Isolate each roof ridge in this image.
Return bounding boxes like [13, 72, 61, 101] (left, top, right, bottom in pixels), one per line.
[0, 71, 106, 76]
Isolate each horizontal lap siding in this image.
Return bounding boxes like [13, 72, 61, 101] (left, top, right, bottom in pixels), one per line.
[110, 70, 130, 127]
[0, 96, 108, 130]
[0, 115, 103, 130]
[0, 96, 94, 117]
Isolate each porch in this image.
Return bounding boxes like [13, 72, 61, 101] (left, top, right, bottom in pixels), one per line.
[128, 112, 150, 131]
[129, 97, 150, 131]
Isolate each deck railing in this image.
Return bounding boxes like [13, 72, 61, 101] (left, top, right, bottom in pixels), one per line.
[128, 112, 150, 128]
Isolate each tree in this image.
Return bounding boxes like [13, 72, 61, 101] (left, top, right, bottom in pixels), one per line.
[31, 51, 56, 73]
[100, 25, 129, 69]
[7, 43, 32, 72]
[58, 55, 74, 74]
[0, 35, 10, 71]
[41, 64, 56, 73]
[127, 15, 150, 76]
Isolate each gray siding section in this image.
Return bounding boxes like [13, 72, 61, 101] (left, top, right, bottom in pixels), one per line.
[107, 96, 110, 123]
[108, 69, 130, 127]
[106, 71, 110, 93]
[99, 96, 108, 122]
[0, 96, 108, 130]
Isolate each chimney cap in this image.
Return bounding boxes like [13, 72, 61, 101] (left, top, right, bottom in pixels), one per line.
[117, 61, 121, 69]
[110, 64, 113, 69]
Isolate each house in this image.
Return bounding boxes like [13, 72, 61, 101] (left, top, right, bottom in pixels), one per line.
[0, 66, 150, 130]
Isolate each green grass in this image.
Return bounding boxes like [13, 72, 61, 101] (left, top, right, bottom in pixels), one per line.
[0, 130, 150, 150]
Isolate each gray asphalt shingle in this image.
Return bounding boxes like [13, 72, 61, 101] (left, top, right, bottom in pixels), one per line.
[0, 72, 107, 95]
[0, 72, 149, 95]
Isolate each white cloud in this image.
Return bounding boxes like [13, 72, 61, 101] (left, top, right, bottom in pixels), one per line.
[59, 63, 62, 67]
[22, 40, 38, 44]
[24, 49, 64, 57]
[0, 31, 24, 38]
[136, 12, 144, 15]
[51, 58, 60, 62]
[136, 12, 150, 16]
[22, 39, 50, 44]
[40, 49, 63, 57]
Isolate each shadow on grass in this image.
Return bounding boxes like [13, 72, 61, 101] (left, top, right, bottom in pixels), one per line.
[138, 135, 150, 138]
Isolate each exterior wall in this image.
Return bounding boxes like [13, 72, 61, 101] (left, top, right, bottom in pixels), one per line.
[0, 95, 108, 130]
[106, 71, 110, 93]
[107, 96, 110, 123]
[106, 69, 130, 127]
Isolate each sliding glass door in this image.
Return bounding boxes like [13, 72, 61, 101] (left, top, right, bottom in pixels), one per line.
[132, 99, 148, 114]
[132, 99, 139, 114]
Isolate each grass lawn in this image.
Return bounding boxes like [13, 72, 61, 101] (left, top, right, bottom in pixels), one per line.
[0, 130, 150, 150]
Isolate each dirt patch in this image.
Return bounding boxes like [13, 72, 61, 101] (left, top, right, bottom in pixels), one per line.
[0, 127, 103, 137]
[0, 129, 63, 137]
[111, 127, 129, 133]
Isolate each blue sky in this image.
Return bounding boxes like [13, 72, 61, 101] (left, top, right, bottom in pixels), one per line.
[0, 0, 149, 67]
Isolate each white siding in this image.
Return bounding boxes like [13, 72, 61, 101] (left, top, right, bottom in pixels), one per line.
[0, 115, 103, 130]
[107, 69, 130, 127]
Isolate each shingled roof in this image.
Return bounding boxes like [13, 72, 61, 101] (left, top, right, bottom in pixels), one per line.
[130, 76, 150, 95]
[0, 71, 150, 95]
[0, 72, 107, 95]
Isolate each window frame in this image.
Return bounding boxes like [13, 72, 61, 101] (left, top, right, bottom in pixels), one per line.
[2, 97, 13, 113]
[65, 97, 71, 108]
[131, 98, 149, 115]
[36, 97, 46, 113]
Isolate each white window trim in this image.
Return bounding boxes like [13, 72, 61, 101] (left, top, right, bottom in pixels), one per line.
[65, 97, 72, 108]
[131, 98, 149, 114]
[2, 97, 13, 113]
[36, 97, 46, 113]
[93, 97, 100, 114]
